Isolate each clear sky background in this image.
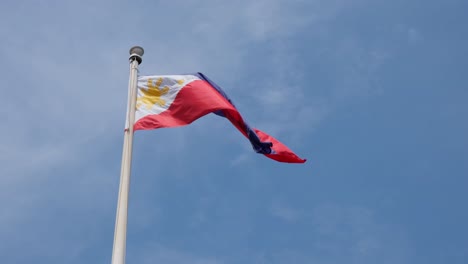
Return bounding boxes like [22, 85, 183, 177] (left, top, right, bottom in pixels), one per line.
[1, 0, 467, 263]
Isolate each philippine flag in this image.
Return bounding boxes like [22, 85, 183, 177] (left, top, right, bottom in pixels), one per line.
[133, 72, 306, 164]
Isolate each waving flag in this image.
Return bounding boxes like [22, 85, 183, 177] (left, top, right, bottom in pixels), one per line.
[133, 72, 306, 163]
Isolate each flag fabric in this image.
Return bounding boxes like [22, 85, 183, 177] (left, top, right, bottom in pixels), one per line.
[133, 72, 306, 163]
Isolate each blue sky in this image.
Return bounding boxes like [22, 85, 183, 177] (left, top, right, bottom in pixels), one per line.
[1, 0, 467, 263]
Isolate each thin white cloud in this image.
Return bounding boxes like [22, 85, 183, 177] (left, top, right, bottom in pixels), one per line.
[270, 201, 301, 222]
[132, 244, 224, 264]
[408, 27, 423, 45]
[311, 203, 411, 262]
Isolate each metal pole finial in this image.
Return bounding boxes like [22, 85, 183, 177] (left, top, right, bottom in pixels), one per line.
[129, 46, 144, 64]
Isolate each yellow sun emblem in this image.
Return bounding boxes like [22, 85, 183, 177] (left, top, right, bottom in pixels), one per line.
[137, 78, 170, 110]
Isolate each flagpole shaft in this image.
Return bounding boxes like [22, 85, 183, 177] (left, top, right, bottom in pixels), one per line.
[111, 47, 144, 264]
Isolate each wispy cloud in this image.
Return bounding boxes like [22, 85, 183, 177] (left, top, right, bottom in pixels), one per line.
[310, 203, 411, 263]
[131, 244, 223, 264]
[270, 201, 301, 222]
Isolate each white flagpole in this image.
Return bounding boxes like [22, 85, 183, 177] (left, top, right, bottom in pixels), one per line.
[111, 46, 144, 264]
